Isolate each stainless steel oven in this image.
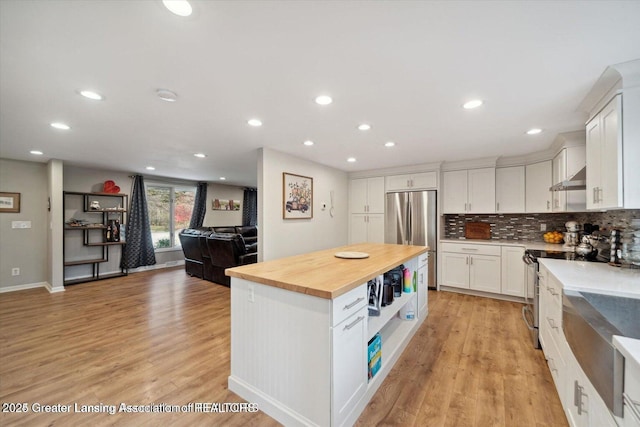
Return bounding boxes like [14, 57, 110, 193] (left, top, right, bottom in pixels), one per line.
[522, 250, 540, 349]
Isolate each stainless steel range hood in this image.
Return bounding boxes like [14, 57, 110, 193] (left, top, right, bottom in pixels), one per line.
[550, 166, 587, 191]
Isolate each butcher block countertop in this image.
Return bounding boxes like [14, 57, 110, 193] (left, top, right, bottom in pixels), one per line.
[226, 243, 428, 299]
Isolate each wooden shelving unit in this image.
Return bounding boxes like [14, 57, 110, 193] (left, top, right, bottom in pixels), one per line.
[63, 191, 129, 285]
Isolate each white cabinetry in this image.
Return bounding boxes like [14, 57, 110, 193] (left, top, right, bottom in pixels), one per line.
[442, 168, 495, 214]
[440, 243, 501, 293]
[349, 177, 385, 244]
[496, 166, 525, 213]
[385, 172, 437, 192]
[500, 246, 525, 297]
[350, 177, 385, 214]
[350, 214, 384, 244]
[551, 146, 586, 212]
[526, 160, 552, 213]
[586, 94, 623, 210]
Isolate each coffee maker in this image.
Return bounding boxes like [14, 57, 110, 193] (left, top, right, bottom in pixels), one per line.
[563, 221, 580, 250]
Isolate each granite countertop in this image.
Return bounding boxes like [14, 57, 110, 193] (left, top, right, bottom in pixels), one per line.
[226, 243, 428, 299]
[440, 238, 572, 252]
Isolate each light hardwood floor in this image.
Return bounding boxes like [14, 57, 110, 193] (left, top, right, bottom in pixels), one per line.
[0, 267, 567, 426]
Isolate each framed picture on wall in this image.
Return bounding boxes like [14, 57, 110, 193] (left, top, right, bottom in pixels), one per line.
[212, 199, 240, 211]
[0, 192, 20, 213]
[283, 172, 312, 219]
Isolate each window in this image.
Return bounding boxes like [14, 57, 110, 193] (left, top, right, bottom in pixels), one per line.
[146, 184, 196, 250]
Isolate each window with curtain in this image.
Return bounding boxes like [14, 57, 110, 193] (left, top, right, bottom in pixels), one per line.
[146, 183, 196, 249]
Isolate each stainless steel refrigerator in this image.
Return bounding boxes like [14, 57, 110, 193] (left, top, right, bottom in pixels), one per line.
[385, 191, 437, 289]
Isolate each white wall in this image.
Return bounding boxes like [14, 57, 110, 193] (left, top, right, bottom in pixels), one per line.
[203, 183, 245, 227]
[0, 159, 49, 291]
[258, 148, 349, 261]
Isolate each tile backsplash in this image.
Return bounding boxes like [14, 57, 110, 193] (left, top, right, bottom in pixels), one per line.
[443, 210, 640, 241]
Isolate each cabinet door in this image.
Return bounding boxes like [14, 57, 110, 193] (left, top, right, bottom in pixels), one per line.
[599, 95, 623, 209]
[469, 255, 501, 294]
[411, 172, 437, 190]
[332, 307, 367, 427]
[417, 264, 428, 318]
[501, 246, 525, 297]
[442, 252, 469, 289]
[385, 174, 413, 192]
[367, 214, 385, 244]
[467, 168, 496, 213]
[442, 170, 468, 214]
[367, 177, 386, 213]
[526, 160, 552, 213]
[552, 149, 567, 212]
[349, 214, 368, 244]
[586, 116, 602, 210]
[496, 166, 525, 213]
[349, 179, 369, 213]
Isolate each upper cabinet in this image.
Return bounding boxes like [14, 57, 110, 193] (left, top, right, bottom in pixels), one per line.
[586, 94, 623, 210]
[525, 160, 552, 213]
[551, 146, 586, 212]
[496, 166, 525, 213]
[349, 177, 385, 214]
[442, 168, 495, 214]
[581, 59, 640, 210]
[385, 172, 437, 192]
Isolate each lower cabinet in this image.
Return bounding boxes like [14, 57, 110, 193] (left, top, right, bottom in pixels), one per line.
[539, 266, 617, 427]
[332, 306, 367, 426]
[501, 246, 525, 297]
[441, 242, 501, 294]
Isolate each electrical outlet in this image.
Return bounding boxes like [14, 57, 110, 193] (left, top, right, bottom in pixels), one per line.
[248, 284, 255, 303]
[12, 268, 20, 276]
[540, 223, 547, 231]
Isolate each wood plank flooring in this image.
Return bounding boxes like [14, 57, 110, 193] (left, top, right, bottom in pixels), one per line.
[0, 267, 567, 426]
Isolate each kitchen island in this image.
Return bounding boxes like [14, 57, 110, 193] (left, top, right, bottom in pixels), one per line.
[226, 243, 429, 427]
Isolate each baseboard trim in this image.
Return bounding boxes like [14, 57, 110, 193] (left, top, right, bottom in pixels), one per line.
[440, 286, 525, 303]
[0, 281, 56, 294]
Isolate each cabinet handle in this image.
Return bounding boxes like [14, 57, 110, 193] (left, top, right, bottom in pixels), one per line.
[407, 179, 411, 187]
[496, 202, 500, 212]
[470, 257, 473, 266]
[468, 203, 471, 211]
[343, 297, 364, 310]
[548, 356, 558, 373]
[598, 187, 603, 203]
[547, 200, 550, 210]
[624, 393, 640, 423]
[461, 248, 479, 251]
[592, 187, 597, 204]
[466, 257, 469, 265]
[547, 286, 557, 296]
[464, 202, 467, 212]
[574, 381, 588, 415]
[547, 317, 558, 330]
[343, 315, 364, 331]
[410, 179, 414, 187]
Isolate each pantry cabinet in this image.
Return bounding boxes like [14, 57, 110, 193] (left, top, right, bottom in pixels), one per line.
[586, 94, 623, 210]
[496, 166, 525, 213]
[442, 168, 495, 214]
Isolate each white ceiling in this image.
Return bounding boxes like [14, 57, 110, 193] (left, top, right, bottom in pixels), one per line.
[1, 1, 640, 188]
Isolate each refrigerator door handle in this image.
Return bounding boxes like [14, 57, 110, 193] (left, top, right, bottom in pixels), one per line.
[407, 196, 412, 245]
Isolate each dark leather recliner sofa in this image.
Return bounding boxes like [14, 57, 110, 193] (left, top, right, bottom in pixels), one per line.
[179, 226, 257, 286]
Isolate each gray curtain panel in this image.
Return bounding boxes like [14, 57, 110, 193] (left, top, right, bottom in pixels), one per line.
[242, 187, 257, 226]
[121, 175, 156, 269]
[189, 182, 207, 229]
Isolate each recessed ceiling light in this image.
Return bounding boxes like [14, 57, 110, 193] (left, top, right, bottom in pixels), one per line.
[315, 95, 333, 105]
[79, 90, 103, 101]
[526, 128, 543, 135]
[384, 141, 396, 147]
[358, 124, 371, 131]
[303, 140, 314, 146]
[50, 122, 70, 130]
[194, 153, 207, 158]
[347, 157, 356, 163]
[462, 99, 483, 109]
[30, 150, 43, 155]
[145, 166, 156, 171]
[157, 89, 178, 102]
[247, 119, 262, 127]
[220, 177, 226, 181]
[163, 0, 192, 17]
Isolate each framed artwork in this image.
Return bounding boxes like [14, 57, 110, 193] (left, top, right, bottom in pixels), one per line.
[283, 172, 313, 219]
[0, 192, 20, 213]
[212, 199, 240, 211]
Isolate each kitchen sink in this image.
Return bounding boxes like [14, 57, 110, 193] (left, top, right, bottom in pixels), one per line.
[562, 290, 640, 416]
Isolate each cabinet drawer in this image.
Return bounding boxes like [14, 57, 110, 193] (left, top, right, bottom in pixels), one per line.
[441, 242, 501, 257]
[332, 284, 367, 327]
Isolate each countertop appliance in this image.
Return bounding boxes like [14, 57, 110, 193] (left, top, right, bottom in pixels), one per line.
[522, 248, 608, 349]
[385, 190, 437, 289]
